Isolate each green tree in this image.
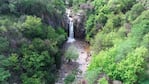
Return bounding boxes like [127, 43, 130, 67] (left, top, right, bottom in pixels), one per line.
[64, 72, 76, 84]
[21, 73, 43, 84]
[22, 51, 54, 72]
[0, 37, 9, 53]
[65, 45, 79, 63]
[0, 68, 10, 82]
[21, 16, 43, 38]
[126, 3, 145, 21]
[98, 77, 108, 84]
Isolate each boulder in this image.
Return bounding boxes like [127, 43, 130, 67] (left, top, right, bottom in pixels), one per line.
[113, 80, 122, 84]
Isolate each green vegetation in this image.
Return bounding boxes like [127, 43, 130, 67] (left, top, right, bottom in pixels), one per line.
[85, 0, 149, 84]
[0, 0, 66, 84]
[85, 68, 101, 84]
[0, 0, 149, 84]
[64, 72, 76, 84]
[98, 77, 108, 84]
[64, 45, 79, 63]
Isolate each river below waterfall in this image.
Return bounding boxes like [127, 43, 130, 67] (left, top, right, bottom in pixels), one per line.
[55, 40, 91, 84]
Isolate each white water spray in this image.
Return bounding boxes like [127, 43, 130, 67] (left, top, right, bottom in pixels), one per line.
[67, 9, 75, 43]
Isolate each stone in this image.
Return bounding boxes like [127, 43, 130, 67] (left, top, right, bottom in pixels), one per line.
[113, 80, 122, 84]
[73, 11, 86, 39]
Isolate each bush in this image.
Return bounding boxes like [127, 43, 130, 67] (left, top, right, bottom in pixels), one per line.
[21, 73, 42, 84]
[86, 0, 149, 84]
[85, 68, 101, 84]
[116, 47, 148, 84]
[0, 37, 9, 53]
[56, 28, 67, 45]
[64, 73, 76, 84]
[65, 45, 79, 62]
[126, 3, 145, 21]
[91, 31, 121, 54]
[22, 51, 54, 72]
[141, 33, 149, 49]
[0, 68, 10, 82]
[8, 54, 19, 70]
[29, 38, 58, 55]
[21, 16, 43, 38]
[98, 77, 108, 84]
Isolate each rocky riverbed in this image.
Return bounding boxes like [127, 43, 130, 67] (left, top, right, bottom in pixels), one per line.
[55, 40, 91, 84]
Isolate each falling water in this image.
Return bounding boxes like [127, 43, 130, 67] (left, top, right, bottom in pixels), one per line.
[67, 9, 75, 43]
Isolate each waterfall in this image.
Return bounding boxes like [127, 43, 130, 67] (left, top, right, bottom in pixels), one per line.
[67, 9, 75, 43]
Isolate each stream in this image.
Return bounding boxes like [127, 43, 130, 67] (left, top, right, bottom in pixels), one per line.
[55, 40, 90, 84]
[55, 7, 91, 84]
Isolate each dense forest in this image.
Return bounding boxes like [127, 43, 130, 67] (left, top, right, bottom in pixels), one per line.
[0, 0, 149, 84]
[0, 0, 66, 84]
[85, 0, 149, 84]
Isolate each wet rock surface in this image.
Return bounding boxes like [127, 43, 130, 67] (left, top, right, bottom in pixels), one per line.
[63, 9, 86, 39]
[73, 10, 86, 39]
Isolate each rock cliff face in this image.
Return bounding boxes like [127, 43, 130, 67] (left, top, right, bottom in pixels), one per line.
[63, 2, 93, 39]
[63, 9, 86, 39]
[73, 10, 86, 39]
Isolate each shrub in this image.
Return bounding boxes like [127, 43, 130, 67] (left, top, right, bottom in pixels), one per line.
[29, 38, 58, 55]
[85, 68, 101, 84]
[55, 28, 67, 45]
[91, 31, 120, 54]
[21, 73, 42, 84]
[65, 45, 79, 62]
[64, 73, 76, 84]
[21, 50, 54, 77]
[98, 77, 108, 84]
[0, 68, 10, 82]
[0, 37, 9, 53]
[141, 33, 149, 49]
[21, 16, 43, 38]
[116, 47, 148, 84]
[8, 54, 19, 70]
[126, 3, 145, 21]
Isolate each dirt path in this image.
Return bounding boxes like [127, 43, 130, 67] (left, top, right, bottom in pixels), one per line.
[55, 40, 91, 84]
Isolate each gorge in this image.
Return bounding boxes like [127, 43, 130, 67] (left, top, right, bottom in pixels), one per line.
[0, 0, 149, 84]
[55, 7, 91, 84]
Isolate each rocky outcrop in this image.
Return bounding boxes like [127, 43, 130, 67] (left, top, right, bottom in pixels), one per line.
[73, 10, 86, 39]
[80, 3, 94, 10]
[63, 9, 86, 39]
[63, 2, 94, 39]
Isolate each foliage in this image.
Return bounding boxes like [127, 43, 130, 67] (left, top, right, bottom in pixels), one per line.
[85, 68, 101, 84]
[87, 0, 149, 84]
[141, 33, 149, 49]
[0, 68, 10, 82]
[126, 3, 145, 21]
[98, 77, 108, 84]
[0, 0, 67, 83]
[22, 51, 54, 72]
[64, 72, 76, 84]
[8, 54, 19, 70]
[65, 45, 79, 62]
[116, 47, 147, 84]
[0, 0, 65, 16]
[0, 0, 148, 84]
[68, 0, 86, 10]
[0, 37, 9, 53]
[21, 16, 44, 38]
[56, 28, 67, 45]
[21, 73, 43, 84]
[85, 14, 95, 41]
